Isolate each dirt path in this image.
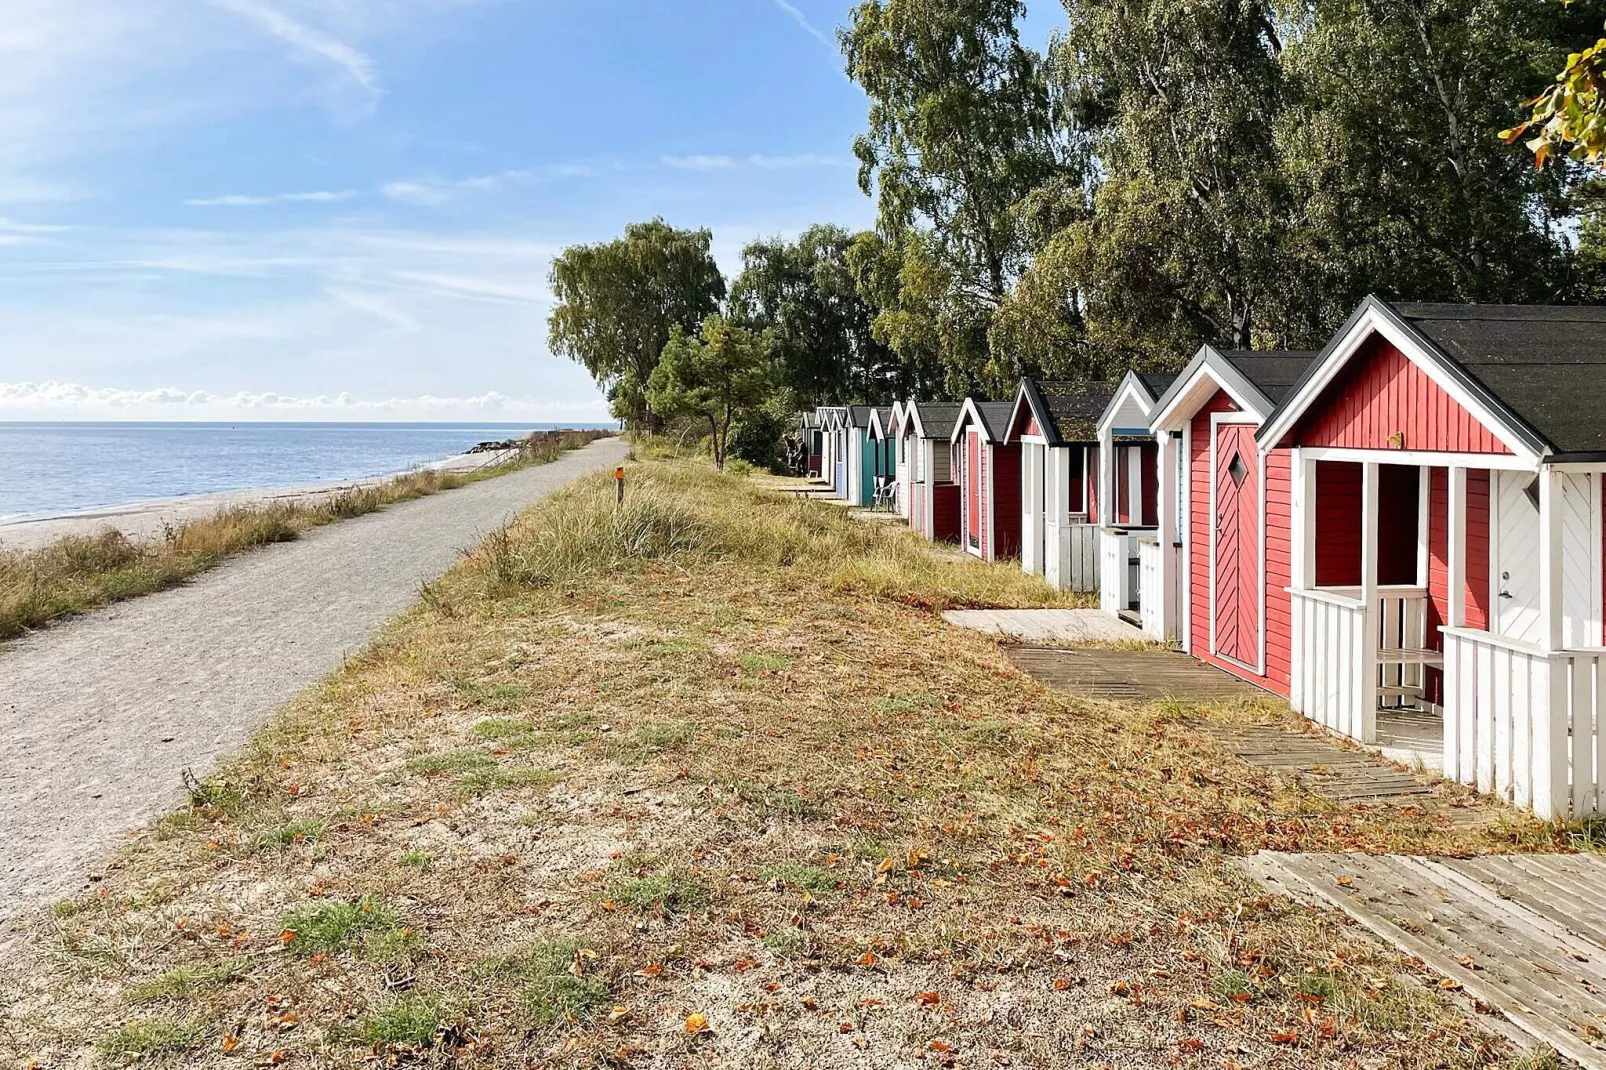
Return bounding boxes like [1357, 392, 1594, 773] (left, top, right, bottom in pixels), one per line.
[0, 437, 628, 925]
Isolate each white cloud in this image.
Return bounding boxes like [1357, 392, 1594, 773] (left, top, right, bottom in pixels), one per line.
[185, 190, 357, 207]
[662, 154, 735, 171]
[380, 165, 596, 206]
[0, 380, 612, 422]
[326, 287, 421, 332]
[748, 153, 853, 169]
[768, 0, 835, 50]
[209, 0, 379, 93]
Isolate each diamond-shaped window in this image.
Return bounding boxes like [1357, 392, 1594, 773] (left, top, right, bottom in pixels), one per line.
[1227, 452, 1247, 487]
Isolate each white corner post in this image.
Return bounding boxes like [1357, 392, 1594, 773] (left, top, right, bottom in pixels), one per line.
[1358, 462, 1380, 744]
[1444, 466, 1468, 781]
[1288, 450, 1309, 712]
[1155, 430, 1181, 641]
[1535, 465, 1569, 820]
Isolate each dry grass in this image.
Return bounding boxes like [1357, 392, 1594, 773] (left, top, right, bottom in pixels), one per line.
[0, 429, 611, 641]
[0, 461, 1565, 1068]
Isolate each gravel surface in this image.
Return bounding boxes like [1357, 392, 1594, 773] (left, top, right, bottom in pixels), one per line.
[0, 437, 628, 925]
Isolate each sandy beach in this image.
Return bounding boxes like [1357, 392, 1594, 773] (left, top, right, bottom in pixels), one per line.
[0, 447, 520, 552]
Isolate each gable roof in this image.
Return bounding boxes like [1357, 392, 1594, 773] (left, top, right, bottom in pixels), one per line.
[1098, 370, 1178, 439]
[1258, 297, 1606, 459]
[845, 405, 875, 429]
[1150, 347, 1318, 431]
[951, 398, 1015, 443]
[871, 401, 904, 441]
[1010, 378, 1115, 445]
[906, 400, 962, 441]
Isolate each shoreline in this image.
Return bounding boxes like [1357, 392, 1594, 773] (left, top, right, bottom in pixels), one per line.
[0, 447, 518, 552]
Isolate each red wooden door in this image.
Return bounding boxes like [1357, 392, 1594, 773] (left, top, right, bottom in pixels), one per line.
[1213, 424, 1260, 666]
[966, 430, 981, 550]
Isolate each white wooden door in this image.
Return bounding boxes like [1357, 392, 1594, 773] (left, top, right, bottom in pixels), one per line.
[1559, 472, 1602, 648]
[1494, 471, 1543, 645]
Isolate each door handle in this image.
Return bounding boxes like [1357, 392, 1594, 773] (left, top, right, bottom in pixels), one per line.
[1499, 590, 1514, 599]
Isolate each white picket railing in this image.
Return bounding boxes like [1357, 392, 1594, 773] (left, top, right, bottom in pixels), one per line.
[1138, 537, 1177, 641]
[1441, 628, 1606, 820]
[1098, 528, 1128, 617]
[1289, 587, 1371, 740]
[1046, 520, 1098, 593]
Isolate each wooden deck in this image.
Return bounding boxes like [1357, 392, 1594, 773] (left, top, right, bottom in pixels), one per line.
[944, 608, 1148, 645]
[1244, 851, 1606, 1068]
[1003, 643, 1260, 701]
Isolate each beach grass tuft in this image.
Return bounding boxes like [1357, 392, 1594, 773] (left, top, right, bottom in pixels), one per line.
[0, 429, 610, 641]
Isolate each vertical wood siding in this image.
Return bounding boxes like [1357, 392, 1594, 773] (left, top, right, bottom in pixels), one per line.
[1378, 465, 1420, 585]
[1427, 468, 1449, 704]
[1315, 461, 1362, 587]
[966, 431, 982, 552]
[1465, 469, 1491, 631]
[1067, 445, 1086, 515]
[1185, 389, 1291, 695]
[979, 439, 992, 559]
[992, 443, 1023, 559]
[1293, 337, 1512, 454]
[1087, 446, 1100, 524]
[1140, 442, 1159, 527]
[1214, 423, 1260, 666]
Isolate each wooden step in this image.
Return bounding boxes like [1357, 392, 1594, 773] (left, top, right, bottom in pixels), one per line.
[1377, 647, 1443, 667]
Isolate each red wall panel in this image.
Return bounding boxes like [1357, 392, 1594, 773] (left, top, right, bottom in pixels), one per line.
[1315, 462, 1362, 587]
[1292, 337, 1511, 454]
[991, 443, 1023, 560]
[1087, 446, 1100, 524]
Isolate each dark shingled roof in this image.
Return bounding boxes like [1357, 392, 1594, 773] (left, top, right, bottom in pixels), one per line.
[1136, 372, 1180, 399]
[1219, 351, 1318, 404]
[1031, 380, 1116, 443]
[963, 400, 1016, 440]
[845, 405, 875, 427]
[911, 401, 962, 440]
[1393, 303, 1606, 457]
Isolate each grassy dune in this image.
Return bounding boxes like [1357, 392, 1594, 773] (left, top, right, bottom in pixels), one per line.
[0, 460, 1564, 1068]
[0, 429, 610, 641]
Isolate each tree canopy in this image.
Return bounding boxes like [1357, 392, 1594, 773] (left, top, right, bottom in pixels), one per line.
[647, 316, 775, 470]
[547, 220, 725, 430]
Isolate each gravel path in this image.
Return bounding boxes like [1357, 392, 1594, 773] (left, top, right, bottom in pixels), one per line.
[0, 438, 628, 924]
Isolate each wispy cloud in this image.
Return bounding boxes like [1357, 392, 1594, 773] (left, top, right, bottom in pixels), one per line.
[662, 154, 735, 171]
[381, 165, 594, 205]
[185, 190, 357, 207]
[0, 379, 611, 422]
[326, 287, 421, 332]
[768, 0, 835, 50]
[747, 153, 853, 169]
[209, 0, 379, 92]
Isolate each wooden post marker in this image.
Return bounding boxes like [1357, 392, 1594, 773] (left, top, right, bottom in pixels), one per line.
[615, 466, 625, 505]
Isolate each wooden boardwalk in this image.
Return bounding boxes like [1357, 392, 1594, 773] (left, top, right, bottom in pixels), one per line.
[1244, 851, 1606, 1068]
[1003, 643, 1260, 701]
[945, 608, 1148, 645]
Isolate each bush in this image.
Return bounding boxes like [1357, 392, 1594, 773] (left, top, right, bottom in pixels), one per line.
[728, 407, 788, 472]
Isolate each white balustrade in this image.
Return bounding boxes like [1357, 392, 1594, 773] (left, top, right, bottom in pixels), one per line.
[1138, 538, 1178, 641]
[1441, 628, 1605, 820]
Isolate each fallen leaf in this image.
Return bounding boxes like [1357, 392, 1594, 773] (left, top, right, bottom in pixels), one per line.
[220, 1035, 240, 1054]
[1438, 978, 1463, 991]
[609, 1005, 631, 1023]
[1269, 1031, 1298, 1044]
[685, 1012, 709, 1034]
[917, 991, 940, 1006]
[856, 951, 877, 967]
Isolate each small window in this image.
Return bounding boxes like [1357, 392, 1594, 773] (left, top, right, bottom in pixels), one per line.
[1228, 451, 1248, 488]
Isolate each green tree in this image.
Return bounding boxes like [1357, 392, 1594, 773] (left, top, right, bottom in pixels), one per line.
[841, 0, 1069, 394]
[1281, 0, 1584, 306]
[548, 220, 725, 431]
[1505, 23, 1606, 167]
[729, 224, 904, 406]
[647, 316, 774, 470]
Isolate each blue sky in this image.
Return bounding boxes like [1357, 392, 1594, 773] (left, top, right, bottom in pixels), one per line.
[0, 0, 1060, 421]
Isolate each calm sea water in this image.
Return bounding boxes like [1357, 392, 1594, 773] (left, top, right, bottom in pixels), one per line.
[0, 422, 616, 524]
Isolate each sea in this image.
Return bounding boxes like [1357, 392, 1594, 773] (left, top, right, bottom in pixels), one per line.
[0, 422, 617, 525]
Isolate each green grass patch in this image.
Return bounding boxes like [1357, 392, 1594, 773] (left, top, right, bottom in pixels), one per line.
[760, 860, 837, 896]
[96, 1016, 207, 1058]
[469, 717, 540, 743]
[492, 939, 609, 1029]
[399, 850, 430, 868]
[733, 780, 823, 820]
[451, 679, 531, 710]
[607, 871, 706, 913]
[279, 897, 404, 957]
[405, 749, 496, 777]
[737, 652, 791, 673]
[256, 818, 327, 851]
[126, 961, 241, 1005]
[363, 994, 448, 1048]
[456, 766, 556, 795]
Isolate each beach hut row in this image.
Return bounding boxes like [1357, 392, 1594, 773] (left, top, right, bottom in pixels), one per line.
[800, 297, 1606, 823]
